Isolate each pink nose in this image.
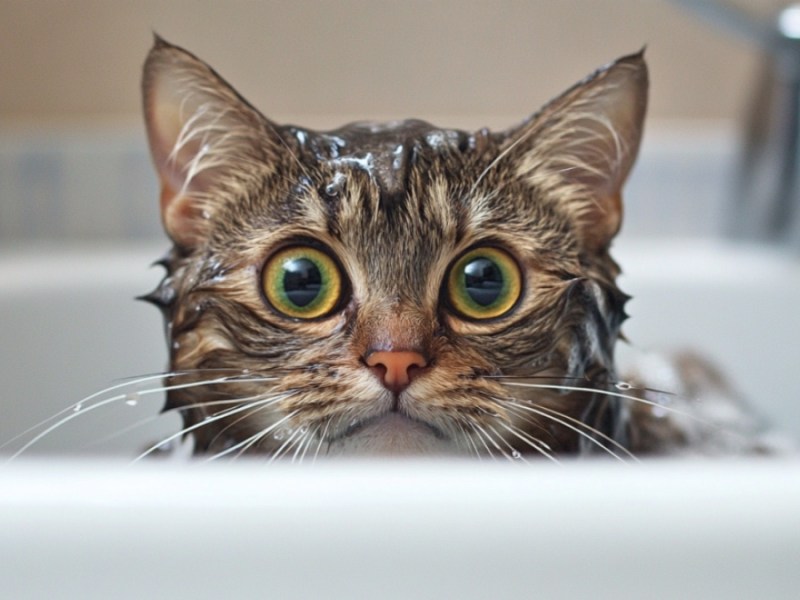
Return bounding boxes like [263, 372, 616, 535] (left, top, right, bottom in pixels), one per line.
[365, 350, 428, 393]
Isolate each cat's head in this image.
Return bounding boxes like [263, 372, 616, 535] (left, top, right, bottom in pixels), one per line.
[141, 37, 647, 459]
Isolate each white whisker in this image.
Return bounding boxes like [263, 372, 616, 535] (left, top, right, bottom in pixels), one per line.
[292, 426, 316, 464]
[86, 395, 279, 449]
[484, 422, 529, 463]
[1, 371, 180, 452]
[470, 422, 510, 460]
[5, 373, 280, 459]
[457, 421, 483, 459]
[204, 390, 299, 450]
[500, 380, 701, 424]
[467, 422, 495, 458]
[268, 424, 305, 463]
[312, 419, 332, 464]
[504, 399, 632, 462]
[495, 420, 561, 464]
[136, 394, 286, 462]
[206, 409, 299, 461]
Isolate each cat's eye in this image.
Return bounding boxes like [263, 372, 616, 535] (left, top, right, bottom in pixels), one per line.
[262, 246, 343, 319]
[446, 247, 522, 320]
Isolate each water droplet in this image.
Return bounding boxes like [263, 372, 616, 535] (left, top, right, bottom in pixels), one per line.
[149, 440, 172, 455]
[125, 393, 139, 407]
[615, 381, 633, 391]
[512, 450, 522, 459]
[73, 402, 84, 413]
[273, 427, 292, 441]
[201, 209, 211, 220]
[298, 425, 309, 435]
[242, 368, 250, 375]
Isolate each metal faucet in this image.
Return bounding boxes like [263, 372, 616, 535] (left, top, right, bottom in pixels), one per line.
[669, 0, 800, 247]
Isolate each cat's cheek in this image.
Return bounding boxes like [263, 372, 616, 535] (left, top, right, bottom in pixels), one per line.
[172, 329, 234, 366]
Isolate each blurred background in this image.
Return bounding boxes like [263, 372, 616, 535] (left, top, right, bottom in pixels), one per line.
[2, 1, 799, 452]
[0, 0, 793, 243]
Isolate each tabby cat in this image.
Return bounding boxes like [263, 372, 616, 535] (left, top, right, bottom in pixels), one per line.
[140, 37, 764, 460]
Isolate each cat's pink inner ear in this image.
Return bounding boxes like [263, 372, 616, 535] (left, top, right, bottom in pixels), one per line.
[142, 39, 274, 249]
[145, 87, 212, 247]
[144, 63, 217, 248]
[510, 52, 648, 252]
[158, 181, 207, 248]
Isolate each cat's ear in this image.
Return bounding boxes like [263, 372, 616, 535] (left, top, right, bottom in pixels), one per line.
[505, 52, 648, 252]
[142, 36, 281, 248]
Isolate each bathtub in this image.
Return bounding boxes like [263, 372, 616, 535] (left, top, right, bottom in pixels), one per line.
[2, 122, 800, 597]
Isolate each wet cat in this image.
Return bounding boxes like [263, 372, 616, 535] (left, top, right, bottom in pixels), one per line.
[139, 37, 769, 460]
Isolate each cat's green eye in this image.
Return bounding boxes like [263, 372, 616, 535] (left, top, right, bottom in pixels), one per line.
[262, 246, 343, 319]
[446, 247, 522, 320]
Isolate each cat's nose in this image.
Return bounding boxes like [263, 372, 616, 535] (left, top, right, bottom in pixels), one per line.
[365, 350, 428, 394]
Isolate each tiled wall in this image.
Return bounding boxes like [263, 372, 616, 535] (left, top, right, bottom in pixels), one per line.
[0, 129, 161, 244]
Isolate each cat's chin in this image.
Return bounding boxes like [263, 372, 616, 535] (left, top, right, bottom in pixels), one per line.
[325, 413, 460, 457]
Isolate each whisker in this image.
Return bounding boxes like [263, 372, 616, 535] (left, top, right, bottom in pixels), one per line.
[484, 422, 529, 463]
[0, 371, 176, 452]
[504, 399, 631, 462]
[507, 401, 637, 462]
[500, 379, 760, 449]
[494, 420, 561, 464]
[292, 426, 316, 464]
[312, 419, 332, 464]
[457, 421, 483, 459]
[5, 373, 281, 459]
[204, 390, 299, 450]
[500, 381, 697, 422]
[268, 424, 305, 463]
[470, 422, 511, 460]
[85, 395, 277, 450]
[466, 422, 495, 458]
[207, 409, 298, 461]
[490, 375, 678, 398]
[136, 394, 286, 462]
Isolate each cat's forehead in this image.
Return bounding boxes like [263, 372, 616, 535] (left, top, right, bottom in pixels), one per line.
[286, 119, 491, 199]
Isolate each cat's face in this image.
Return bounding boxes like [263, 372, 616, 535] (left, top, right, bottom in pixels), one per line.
[142, 38, 647, 459]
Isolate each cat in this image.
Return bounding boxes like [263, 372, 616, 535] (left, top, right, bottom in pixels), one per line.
[139, 36, 772, 461]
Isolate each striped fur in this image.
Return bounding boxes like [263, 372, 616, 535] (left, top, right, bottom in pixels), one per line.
[142, 39, 651, 458]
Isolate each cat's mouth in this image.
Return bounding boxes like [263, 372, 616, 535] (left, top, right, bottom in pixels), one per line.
[325, 412, 457, 457]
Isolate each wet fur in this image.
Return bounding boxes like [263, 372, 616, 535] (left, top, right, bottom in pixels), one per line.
[138, 38, 708, 460]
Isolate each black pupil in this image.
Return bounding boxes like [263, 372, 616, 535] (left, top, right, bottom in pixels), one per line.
[283, 258, 322, 307]
[463, 257, 503, 306]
